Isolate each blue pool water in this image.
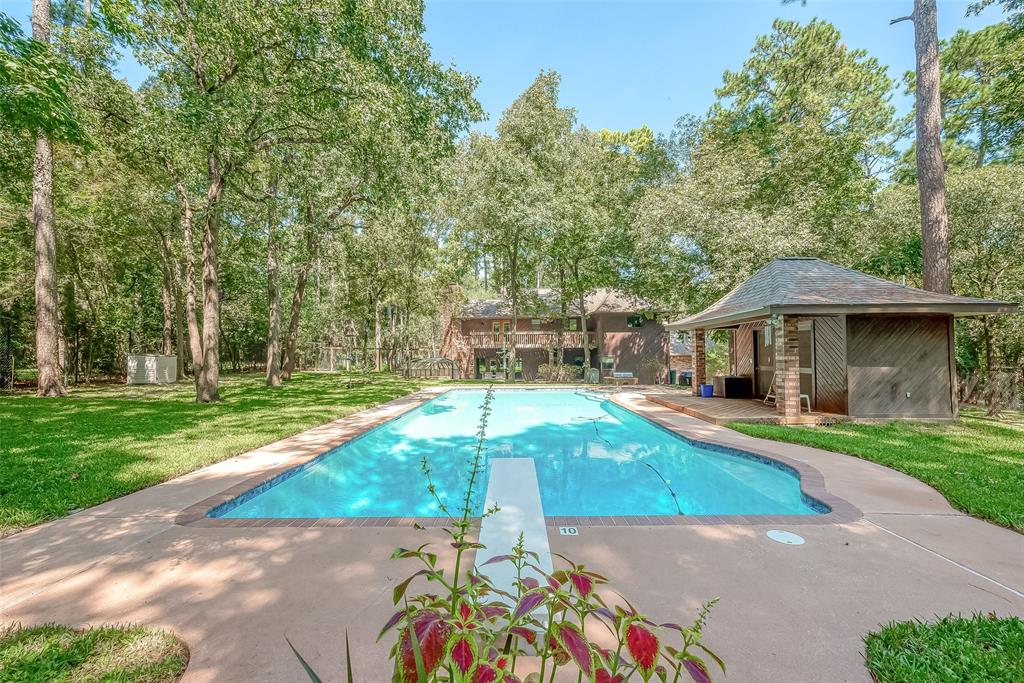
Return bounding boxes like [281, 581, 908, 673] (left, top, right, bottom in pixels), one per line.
[213, 390, 825, 519]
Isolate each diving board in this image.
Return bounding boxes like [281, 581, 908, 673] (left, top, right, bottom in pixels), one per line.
[475, 458, 554, 602]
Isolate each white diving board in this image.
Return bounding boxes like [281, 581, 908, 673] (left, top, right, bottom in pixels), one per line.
[475, 458, 554, 603]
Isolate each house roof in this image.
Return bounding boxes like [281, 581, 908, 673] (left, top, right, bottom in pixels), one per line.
[459, 288, 658, 319]
[666, 257, 1019, 331]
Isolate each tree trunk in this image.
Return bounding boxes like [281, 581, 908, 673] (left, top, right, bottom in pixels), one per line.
[175, 179, 203, 380]
[265, 180, 283, 387]
[507, 247, 518, 383]
[556, 266, 566, 364]
[913, 0, 952, 294]
[983, 316, 994, 372]
[196, 158, 225, 403]
[374, 295, 383, 372]
[573, 263, 591, 376]
[173, 274, 185, 380]
[281, 217, 316, 379]
[32, 0, 65, 397]
[161, 262, 173, 355]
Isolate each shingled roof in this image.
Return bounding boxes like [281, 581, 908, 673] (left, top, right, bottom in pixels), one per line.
[460, 288, 657, 319]
[667, 257, 1018, 331]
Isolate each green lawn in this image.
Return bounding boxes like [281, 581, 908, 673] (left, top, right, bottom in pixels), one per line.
[0, 623, 188, 682]
[0, 372, 438, 535]
[730, 411, 1024, 532]
[865, 614, 1024, 683]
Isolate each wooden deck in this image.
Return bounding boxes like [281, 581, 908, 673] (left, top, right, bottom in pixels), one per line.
[643, 391, 841, 425]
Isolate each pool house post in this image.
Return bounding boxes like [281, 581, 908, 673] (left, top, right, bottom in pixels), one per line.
[692, 327, 706, 396]
[774, 314, 802, 423]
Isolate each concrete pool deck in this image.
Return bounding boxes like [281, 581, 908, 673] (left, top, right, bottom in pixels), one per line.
[2, 388, 1022, 681]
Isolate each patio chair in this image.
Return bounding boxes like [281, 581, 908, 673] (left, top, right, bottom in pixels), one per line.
[762, 372, 811, 413]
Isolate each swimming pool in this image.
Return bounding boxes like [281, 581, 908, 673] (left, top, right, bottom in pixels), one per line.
[211, 389, 826, 519]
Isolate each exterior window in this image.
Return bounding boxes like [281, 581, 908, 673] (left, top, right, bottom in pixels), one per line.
[531, 319, 541, 331]
[491, 321, 501, 334]
[503, 322, 511, 333]
[564, 318, 578, 331]
[600, 356, 614, 370]
[627, 315, 645, 328]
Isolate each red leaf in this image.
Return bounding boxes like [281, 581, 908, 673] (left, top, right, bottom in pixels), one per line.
[521, 577, 539, 590]
[683, 659, 711, 683]
[570, 572, 594, 598]
[626, 623, 659, 679]
[450, 636, 474, 674]
[508, 626, 537, 645]
[479, 605, 508, 620]
[596, 669, 625, 683]
[398, 609, 451, 682]
[512, 590, 546, 621]
[480, 554, 514, 566]
[459, 601, 473, 622]
[472, 663, 497, 683]
[553, 622, 593, 678]
[377, 609, 406, 642]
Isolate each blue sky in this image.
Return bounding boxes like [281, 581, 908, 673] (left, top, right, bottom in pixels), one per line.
[4, 0, 1007, 136]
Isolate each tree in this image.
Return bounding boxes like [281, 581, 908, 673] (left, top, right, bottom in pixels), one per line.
[857, 166, 1024, 371]
[706, 19, 897, 250]
[638, 19, 898, 312]
[893, 0, 952, 294]
[31, 0, 67, 396]
[940, 23, 1024, 165]
[131, 0, 478, 401]
[453, 71, 572, 380]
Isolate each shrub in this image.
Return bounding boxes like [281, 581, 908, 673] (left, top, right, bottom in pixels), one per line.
[536, 363, 583, 383]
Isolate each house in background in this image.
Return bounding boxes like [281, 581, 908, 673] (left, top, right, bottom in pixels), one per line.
[667, 257, 1018, 423]
[442, 288, 669, 381]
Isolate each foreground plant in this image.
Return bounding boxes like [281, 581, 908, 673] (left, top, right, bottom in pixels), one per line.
[292, 385, 723, 681]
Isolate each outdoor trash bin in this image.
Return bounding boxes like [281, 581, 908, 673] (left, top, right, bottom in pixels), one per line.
[700, 383, 714, 398]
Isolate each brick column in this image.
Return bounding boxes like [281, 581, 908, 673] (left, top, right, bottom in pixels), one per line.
[692, 328, 706, 396]
[774, 315, 801, 423]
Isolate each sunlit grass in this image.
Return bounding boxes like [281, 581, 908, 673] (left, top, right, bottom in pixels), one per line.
[0, 372, 443, 535]
[731, 415, 1024, 532]
[0, 623, 188, 682]
[865, 614, 1024, 682]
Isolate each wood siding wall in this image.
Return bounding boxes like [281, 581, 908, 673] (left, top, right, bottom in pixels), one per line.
[813, 316, 848, 414]
[733, 321, 761, 377]
[846, 315, 955, 418]
[596, 313, 669, 381]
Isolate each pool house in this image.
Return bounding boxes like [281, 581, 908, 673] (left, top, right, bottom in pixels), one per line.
[665, 258, 1018, 423]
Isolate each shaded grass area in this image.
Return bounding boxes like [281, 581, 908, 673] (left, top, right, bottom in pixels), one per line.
[0, 372, 439, 534]
[730, 414, 1024, 531]
[0, 623, 188, 682]
[865, 614, 1024, 683]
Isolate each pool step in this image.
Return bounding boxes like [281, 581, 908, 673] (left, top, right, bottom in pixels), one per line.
[475, 458, 554, 608]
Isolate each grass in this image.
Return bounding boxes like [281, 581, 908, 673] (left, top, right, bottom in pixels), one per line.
[0, 371, 447, 535]
[865, 614, 1024, 682]
[729, 412, 1024, 532]
[0, 623, 188, 682]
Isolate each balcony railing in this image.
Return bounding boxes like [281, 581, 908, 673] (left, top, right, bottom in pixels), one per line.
[466, 330, 596, 349]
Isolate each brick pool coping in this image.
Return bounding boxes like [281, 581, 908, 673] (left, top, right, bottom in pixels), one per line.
[175, 386, 862, 529]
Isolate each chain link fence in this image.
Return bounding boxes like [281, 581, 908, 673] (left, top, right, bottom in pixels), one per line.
[960, 367, 1024, 416]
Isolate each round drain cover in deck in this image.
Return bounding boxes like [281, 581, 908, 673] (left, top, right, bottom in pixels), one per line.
[767, 530, 805, 545]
